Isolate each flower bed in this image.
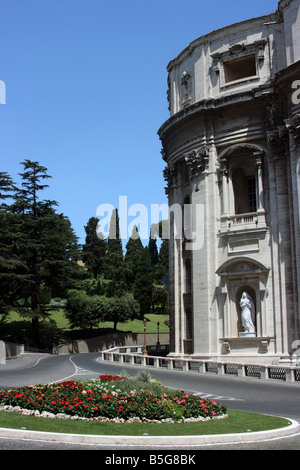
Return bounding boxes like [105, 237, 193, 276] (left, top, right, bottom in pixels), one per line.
[0, 375, 227, 423]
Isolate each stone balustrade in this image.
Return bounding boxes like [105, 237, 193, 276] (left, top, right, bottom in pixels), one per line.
[100, 346, 300, 383]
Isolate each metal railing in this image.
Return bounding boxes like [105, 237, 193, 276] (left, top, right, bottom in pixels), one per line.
[100, 346, 300, 383]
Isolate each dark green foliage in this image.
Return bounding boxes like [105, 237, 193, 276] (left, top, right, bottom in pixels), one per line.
[82, 217, 107, 278]
[154, 239, 169, 283]
[65, 291, 140, 331]
[0, 172, 16, 210]
[133, 246, 153, 316]
[149, 237, 159, 268]
[151, 284, 168, 313]
[0, 161, 80, 346]
[124, 226, 144, 289]
[65, 292, 106, 330]
[105, 209, 126, 297]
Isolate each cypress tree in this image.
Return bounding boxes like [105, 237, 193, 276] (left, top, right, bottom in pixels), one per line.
[133, 246, 153, 315]
[82, 217, 107, 278]
[105, 209, 126, 297]
[124, 225, 144, 289]
[149, 237, 159, 267]
[155, 239, 169, 284]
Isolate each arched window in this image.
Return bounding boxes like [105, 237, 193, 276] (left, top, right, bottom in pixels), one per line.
[219, 146, 265, 230]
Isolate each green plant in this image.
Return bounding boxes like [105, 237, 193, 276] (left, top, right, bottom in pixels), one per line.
[0, 409, 291, 437]
[0, 376, 227, 423]
[136, 370, 154, 383]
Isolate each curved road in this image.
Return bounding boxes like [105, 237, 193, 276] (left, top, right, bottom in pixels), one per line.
[0, 352, 300, 450]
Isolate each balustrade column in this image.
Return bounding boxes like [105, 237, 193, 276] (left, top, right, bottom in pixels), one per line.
[220, 162, 230, 230]
[255, 153, 264, 211]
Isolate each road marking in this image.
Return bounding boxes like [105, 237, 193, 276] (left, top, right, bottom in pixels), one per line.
[25, 357, 48, 369]
[167, 386, 244, 402]
[194, 393, 244, 402]
[74, 367, 98, 376]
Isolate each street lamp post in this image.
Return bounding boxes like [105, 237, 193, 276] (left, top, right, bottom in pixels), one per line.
[143, 317, 147, 356]
[157, 321, 160, 351]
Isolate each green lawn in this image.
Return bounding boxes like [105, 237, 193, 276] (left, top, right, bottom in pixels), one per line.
[5, 309, 169, 333]
[0, 409, 291, 436]
[0, 309, 169, 348]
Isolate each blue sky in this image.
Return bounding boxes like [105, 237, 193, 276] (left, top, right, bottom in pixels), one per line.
[0, 0, 278, 245]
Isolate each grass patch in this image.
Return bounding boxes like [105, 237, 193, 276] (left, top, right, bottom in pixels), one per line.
[0, 310, 169, 349]
[4, 310, 169, 335]
[0, 409, 291, 436]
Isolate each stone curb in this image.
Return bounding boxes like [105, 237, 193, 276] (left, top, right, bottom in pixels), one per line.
[0, 419, 299, 447]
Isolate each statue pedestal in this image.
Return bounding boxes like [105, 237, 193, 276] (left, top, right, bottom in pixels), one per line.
[220, 336, 275, 357]
[239, 332, 256, 338]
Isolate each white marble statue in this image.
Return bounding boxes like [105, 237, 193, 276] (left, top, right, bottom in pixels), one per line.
[240, 292, 256, 334]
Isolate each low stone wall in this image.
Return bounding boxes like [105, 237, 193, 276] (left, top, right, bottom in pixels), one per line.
[0, 341, 24, 364]
[54, 332, 170, 355]
[101, 346, 300, 383]
[0, 341, 5, 364]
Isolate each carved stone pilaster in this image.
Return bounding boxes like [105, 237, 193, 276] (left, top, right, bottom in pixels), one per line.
[267, 126, 289, 159]
[163, 162, 177, 194]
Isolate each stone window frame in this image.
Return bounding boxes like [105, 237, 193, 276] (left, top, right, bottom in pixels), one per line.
[218, 144, 267, 234]
[211, 39, 266, 89]
[216, 257, 270, 340]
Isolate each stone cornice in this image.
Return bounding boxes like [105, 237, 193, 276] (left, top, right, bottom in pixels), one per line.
[158, 85, 274, 139]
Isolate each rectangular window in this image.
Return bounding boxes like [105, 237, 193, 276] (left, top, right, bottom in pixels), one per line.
[224, 54, 256, 83]
[247, 178, 257, 213]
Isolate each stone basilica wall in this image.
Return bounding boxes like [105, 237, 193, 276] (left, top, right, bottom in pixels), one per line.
[158, 0, 300, 364]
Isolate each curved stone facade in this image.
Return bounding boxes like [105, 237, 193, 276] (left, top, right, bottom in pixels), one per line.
[158, 0, 300, 363]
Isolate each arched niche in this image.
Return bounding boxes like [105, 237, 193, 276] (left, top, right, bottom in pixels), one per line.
[235, 285, 257, 335]
[216, 257, 269, 339]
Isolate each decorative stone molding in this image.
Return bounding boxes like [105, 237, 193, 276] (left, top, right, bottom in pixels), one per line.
[181, 71, 192, 108]
[211, 39, 267, 87]
[267, 126, 289, 158]
[183, 147, 209, 179]
[285, 114, 300, 144]
[211, 40, 267, 65]
[163, 162, 177, 194]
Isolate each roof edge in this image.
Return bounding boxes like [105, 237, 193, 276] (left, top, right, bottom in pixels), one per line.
[167, 9, 279, 72]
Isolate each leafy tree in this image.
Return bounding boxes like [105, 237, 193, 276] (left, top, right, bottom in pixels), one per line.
[0, 172, 15, 210]
[0, 211, 25, 321]
[0, 173, 22, 319]
[65, 292, 106, 330]
[82, 217, 107, 278]
[13, 159, 57, 215]
[102, 296, 140, 331]
[151, 284, 168, 313]
[65, 291, 140, 332]
[0, 160, 80, 347]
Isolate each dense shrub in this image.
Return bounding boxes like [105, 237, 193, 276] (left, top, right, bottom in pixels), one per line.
[65, 292, 140, 330]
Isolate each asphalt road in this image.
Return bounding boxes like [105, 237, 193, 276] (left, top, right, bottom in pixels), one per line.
[0, 352, 300, 451]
